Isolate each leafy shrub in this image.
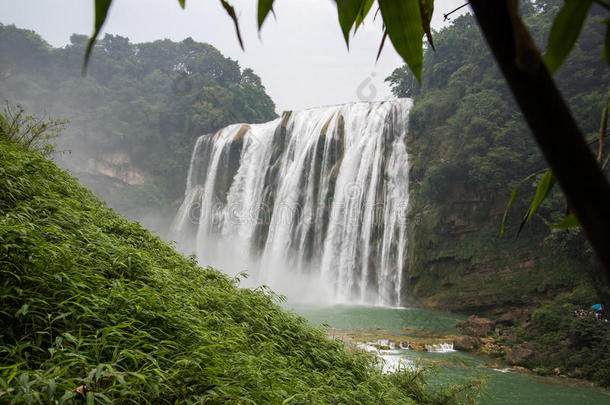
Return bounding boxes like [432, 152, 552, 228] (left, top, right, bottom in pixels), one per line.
[0, 102, 67, 155]
[531, 306, 562, 333]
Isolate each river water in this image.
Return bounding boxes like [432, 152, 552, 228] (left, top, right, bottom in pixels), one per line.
[288, 304, 610, 404]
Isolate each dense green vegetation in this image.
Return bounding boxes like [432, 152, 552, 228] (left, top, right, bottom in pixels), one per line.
[0, 118, 483, 403]
[385, 1, 609, 312]
[385, 0, 610, 388]
[0, 24, 277, 220]
[492, 285, 610, 387]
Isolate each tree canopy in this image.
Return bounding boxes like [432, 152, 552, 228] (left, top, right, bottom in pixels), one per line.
[0, 24, 277, 209]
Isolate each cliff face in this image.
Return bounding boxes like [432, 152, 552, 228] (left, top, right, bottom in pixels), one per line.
[396, 8, 608, 313]
[86, 151, 148, 185]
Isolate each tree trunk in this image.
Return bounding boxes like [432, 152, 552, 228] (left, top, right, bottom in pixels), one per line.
[469, 0, 610, 286]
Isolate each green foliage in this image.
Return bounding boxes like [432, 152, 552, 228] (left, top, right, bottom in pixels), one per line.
[257, 0, 274, 29]
[0, 24, 277, 212]
[388, 367, 483, 405]
[0, 103, 67, 156]
[385, 65, 420, 98]
[500, 169, 547, 236]
[378, 0, 424, 80]
[394, 1, 609, 312]
[501, 291, 610, 387]
[0, 140, 422, 403]
[83, 0, 112, 74]
[553, 213, 580, 230]
[81, 1, 608, 85]
[335, 0, 365, 46]
[518, 170, 556, 235]
[544, 0, 593, 74]
[531, 306, 562, 333]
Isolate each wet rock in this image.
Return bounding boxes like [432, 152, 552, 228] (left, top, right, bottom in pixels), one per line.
[494, 312, 515, 327]
[453, 335, 480, 351]
[457, 315, 493, 337]
[505, 342, 539, 365]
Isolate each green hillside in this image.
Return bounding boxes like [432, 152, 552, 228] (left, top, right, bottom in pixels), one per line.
[0, 129, 483, 403]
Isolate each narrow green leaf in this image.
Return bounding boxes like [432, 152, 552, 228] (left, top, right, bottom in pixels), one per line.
[336, 0, 365, 47]
[58, 391, 76, 404]
[258, 0, 274, 29]
[518, 170, 556, 235]
[602, 152, 610, 170]
[95, 364, 105, 381]
[419, 0, 435, 50]
[500, 185, 521, 237]
[178, 0, 186, 9]
[354, 0, 374, 32]
[282, 394, 299, 405]
[544, 0, 592, 74]
[16, 304, 29, 317]
[500, 169, 551, 237]
[86, 391, 94, 405]
[83, 0, 113, 75]
[553, 213, 580, 230]
[220, 0, 245, 50]
[378, 0, 424, 80]
[376, 29, 388, 61]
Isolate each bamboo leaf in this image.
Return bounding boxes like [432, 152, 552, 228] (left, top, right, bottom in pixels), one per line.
[336, 0, 365, 47]
[500, 185, 520, 237]
[544, 0, 592, 74]
[15, 304, 29, 317]
[602, 152, 610, 169]
[378, 0, 424, 80]
[553, 213, 580, 230]
[376, 29, 388, 61]
[83, 0, 113, 75]
[500, 170, 546, 237]
[354, 0, 374, 32]
[419, 0, 435, 50]
[518, 170, 556, 235]
[95, 363, 105, 381]
[220, 0, 245, 50]
[257, 0, 274, 29]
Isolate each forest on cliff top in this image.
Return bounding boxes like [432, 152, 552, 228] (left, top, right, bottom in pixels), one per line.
[0, 25, 277, 220]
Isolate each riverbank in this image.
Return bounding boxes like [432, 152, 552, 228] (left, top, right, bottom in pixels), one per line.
[452, 291, 610, 388]
[290, 304, 610, 404]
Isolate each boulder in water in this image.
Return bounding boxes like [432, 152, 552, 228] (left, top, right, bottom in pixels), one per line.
[453, 335, 480, 351]
[457, 315, 493, 337]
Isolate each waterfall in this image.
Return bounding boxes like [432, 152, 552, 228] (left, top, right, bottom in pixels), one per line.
[171, 99, 412, 306]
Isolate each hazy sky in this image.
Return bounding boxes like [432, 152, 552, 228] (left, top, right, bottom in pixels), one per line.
[0, 0, 469, 112]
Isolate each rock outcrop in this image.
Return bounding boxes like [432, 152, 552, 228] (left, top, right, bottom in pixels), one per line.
[453, 335, 480, 351]
[457, 315, 493, 337]
[505, 342, 539, 365]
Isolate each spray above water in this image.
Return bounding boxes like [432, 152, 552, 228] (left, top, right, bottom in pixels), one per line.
[171, 99, 412, 306]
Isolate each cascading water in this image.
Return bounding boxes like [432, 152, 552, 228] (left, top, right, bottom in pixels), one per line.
[171, 99, 412, 306]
